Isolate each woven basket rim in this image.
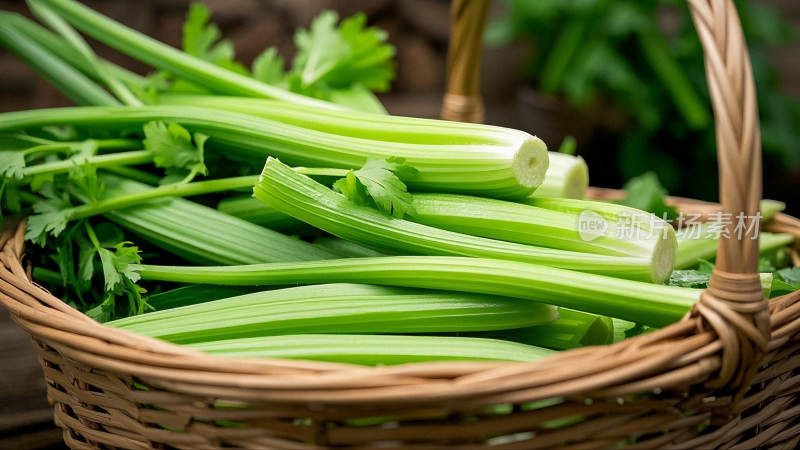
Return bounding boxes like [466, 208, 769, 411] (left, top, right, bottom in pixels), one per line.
[2, 191, 798, 407]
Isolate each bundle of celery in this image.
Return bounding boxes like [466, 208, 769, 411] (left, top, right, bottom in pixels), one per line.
[2, 0, 796, 366]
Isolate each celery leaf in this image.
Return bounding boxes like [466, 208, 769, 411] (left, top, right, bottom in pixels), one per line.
[182, 3, 248, 74]
[143, 121, 208, 182]
[334, 158, 417, 218]
[292, 11, 395, 92]
[252, 47, 287, 85]
[0, 150, 26, 180]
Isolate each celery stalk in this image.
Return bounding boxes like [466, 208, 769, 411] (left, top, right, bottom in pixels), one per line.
[137, 256, 702, 327]
[0, 106, 548, 198]
[675, 227, 794, 270]
[102, 177, 340, 265]
[471, 308, 614, 350]
[187, 334, 554, 365]
[108, 283, 559, 344]
[409, 193, 676, 263]
[255, 158, 673, 283]
[530, 152, 589, 199]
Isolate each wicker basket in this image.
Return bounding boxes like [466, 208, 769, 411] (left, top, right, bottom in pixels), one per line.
[2, 0, 800, 448]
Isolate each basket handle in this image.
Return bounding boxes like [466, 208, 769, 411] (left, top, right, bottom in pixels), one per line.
[440, 0, 490, 123]
[442, 0, 769, 400]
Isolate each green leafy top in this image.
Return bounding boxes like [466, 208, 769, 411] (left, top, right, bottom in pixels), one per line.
[251, 10, 395, 113]
[292, 11, 395, 92]
[616, 171, 678, 220]
[143, 121, 208, 183]
[182, 3, 248, 74]
[333, 157, 418, 219]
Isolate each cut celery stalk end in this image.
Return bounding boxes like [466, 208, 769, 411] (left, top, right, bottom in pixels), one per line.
[530, 152, 589, 199]
[0, 105, 548, 198]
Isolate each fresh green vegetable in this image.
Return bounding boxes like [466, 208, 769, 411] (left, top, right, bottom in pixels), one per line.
[409, 192, 676, 263]
[187, 334, 554, 365]
[471, 308, 614, 350]
[0, 105, 549, 198]
[675, 228, 794, 270]
[34, 0, 338, 109]
[217, 195, 304, 230]
[137, 256, 701, 327]
[0, 16, 120, 106]
[100, 177, 340, 265]
[312, 237, 385, 258]
[530, 152, 588, 199]
[147, 284, 265, 311]
[108, 283, 558, 344]
[255, 158, 674, 283]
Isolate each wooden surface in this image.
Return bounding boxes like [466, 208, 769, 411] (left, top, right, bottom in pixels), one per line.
[0, 309, 66, 449]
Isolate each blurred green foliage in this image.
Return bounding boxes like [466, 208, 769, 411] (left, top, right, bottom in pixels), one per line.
[488, 0, 800, 199]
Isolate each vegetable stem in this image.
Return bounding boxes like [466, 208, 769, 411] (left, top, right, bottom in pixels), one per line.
[137, 256, 701, 327]
[256, 157, 674, 283]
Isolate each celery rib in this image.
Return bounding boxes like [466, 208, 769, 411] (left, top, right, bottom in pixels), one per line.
[187, 334, 555, 365]
[137, 256, 701, 327]
[255, 158, 672, 283]
[108, 283, 559, 344]
[102, 177, 340, 265]
[0, 106, 547, 198]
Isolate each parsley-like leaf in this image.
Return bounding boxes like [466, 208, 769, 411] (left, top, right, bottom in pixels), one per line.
[25, 184, 73, 245]
[616, 171, 678, 220]
[292, 11, 395, 92]
[182, 3, 248, 75]
[252, 47, 287, 85]
[667, 270, 711, 289]
[0, 150, 26, 180]
[143, 121, 208, 183]
[333, 157, 417, 218]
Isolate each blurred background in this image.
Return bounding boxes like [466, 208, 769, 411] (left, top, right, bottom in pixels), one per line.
[1, 0, 798, 215]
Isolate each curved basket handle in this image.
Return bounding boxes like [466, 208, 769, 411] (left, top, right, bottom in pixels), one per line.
[687, 0, 768, 400]
[443, 0, 769, 402]
[440, 0, 490, 123]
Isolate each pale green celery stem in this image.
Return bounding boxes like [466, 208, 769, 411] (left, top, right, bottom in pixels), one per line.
[0, 106, 547, 198]
[101, 176, 340, 264]
[256, 158, 669, 283]
[108, 283, 558, 344]
[530, 152, 589, 199]
[675, 225, 794, 269]
[217, 195, 303, 230]
[69, 175, 258, 221]
[0, 12, 145, 91]
[102, 166, 160, 185]
[472, 308, 614, 350]
[26, 0, 141, 106]
[161, 95, 555, 196]
[761, 273, 773, 298]
[312, 237, 385, 258]
[40, 0, 341, 109]
[137, 256, 702, 327]
[21, 150, 153, 179]
[409, 193, 675, 262]
[187, 334, 554, 365]
[761, 200, 786, 222]
[0, 18, 119, 106]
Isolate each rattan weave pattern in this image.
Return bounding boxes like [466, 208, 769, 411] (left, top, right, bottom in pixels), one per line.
[0, 0, 799, 448]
